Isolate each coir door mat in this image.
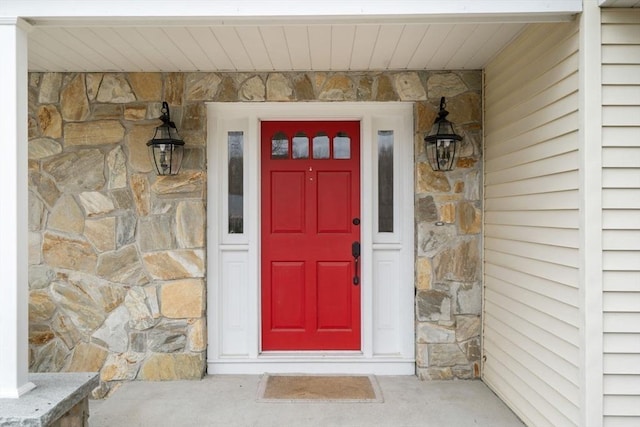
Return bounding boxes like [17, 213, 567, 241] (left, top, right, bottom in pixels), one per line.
[257, 374, 383, 403]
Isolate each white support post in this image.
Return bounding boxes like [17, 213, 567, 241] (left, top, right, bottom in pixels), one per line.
[578, 1, 604, 425]
[0, 17, 35, 398]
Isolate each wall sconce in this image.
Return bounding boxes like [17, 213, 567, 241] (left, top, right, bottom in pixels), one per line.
[424, 97, 462, 171]
[147, 102, 184, 175]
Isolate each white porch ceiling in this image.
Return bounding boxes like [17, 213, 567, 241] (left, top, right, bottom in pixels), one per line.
[28, 22, 531, 72]
[4, 0, 586, 73]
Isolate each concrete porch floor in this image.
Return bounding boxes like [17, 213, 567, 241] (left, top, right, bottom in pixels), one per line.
[90, 375, 525, 426]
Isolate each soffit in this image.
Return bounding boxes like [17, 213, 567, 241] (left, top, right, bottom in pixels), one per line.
[3, 1, 583, 72]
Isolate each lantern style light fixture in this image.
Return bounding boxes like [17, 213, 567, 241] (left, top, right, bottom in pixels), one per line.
[147, 101, 184, 175]
[424, 97, 462, 171]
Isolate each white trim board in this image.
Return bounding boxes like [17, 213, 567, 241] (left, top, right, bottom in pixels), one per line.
[206, 102, 415, 375]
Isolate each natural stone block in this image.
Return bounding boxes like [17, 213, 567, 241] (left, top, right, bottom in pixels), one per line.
[129, 72, 162, 101]
[461, 338, 481, 362]
[78, 191, 115, 217]
[126, 124, 155, 173]
[143, 250, 205, 280]
[92, 305, 129, 353]
[29, 290, 56, 323]
[29, 232, 42, 265]
[124, 105, 147, 121]
[61, 74, 90, 121]
[107, 146, 127, 189]
[439, 203, 455, 223]
[186, 73, 222, 101]
[456, 315, 481, 342]
[97, 245, 148, 285]
[65, 120, 125, 146]
[51, 312, 83, 349]
[267, 73, 294, 101]
[434, 240, 480, 282]
[125, 287, 158, 330]
[131, 174, 151, 216]
[181, 147, 206, 170]
[188, 318, 206, 352]
[37, 105, 63, 138]
[239, 76, 266, 101]
[65, 271, 128, 314]
[29, 324, 55, 345]
[130, 332, 146, 352]
[50, 280, 105, 334]
[49, 194, 84, 234]
[85, 217, 116, 252]
[43, 233, 97, 273]
[86, 73, 102, 101]
[139, 353, 204, 380]
[456, 282, 482, 315]
[92, 103, 123, 119]
[446, 92, 482, 124]
[148, 320, 188, 352]
[116, 214, 137, 248]
[394, 72, 426, 100]
[29, 265, 56, 290]
[319, 75, 355, 101]
[29, 171, 61, 208]
[67, 342, 108, 372]
[217, 76, 238, 102]
[164, 73, 185, 105]
[357, 76, 372, 100]
[29, 192, 46, 231]
[160, 279, 205, 318]
[427, 73, 468, 99]
[416, 162, 451, 193]
[416, 290, 450, 322]
[39, 73, 62, 103]
[182, 103, 205, 131]
[138, 215, 175, 251]
[417, 322, 455, 344]
[416, 343, 428, 367]
[375, 75, 396, 101]
[416, 195, 438, 223]
[101, 352, 144, 382]
[29, 137, 62, 160]
[415, 257, 432, 290]
[458, 201, 481, 234]
[417, 222, 456, 258]
[176, 200, 205, 248]
[31, 338, 68, 372]
[42, 149, 105, 192]
[417, 366, 453, 381]
[97, 73, 136, 103]
[145, 286, 161, 319]
[293, 74, 314, 100]
[111, 188, 134, 210]
[151, 171, 205, 197]
[428, 343, 469, 367]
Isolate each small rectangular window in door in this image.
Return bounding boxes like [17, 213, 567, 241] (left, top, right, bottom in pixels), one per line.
[228, 131, 244, 234]
[378, 130, 394, 232]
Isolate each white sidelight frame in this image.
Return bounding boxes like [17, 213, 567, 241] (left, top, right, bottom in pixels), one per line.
[206, 102, 415, 375]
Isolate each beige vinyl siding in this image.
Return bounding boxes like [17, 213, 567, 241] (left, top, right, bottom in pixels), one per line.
[601, 9, 640, 427]
[483, 21, 581, 426]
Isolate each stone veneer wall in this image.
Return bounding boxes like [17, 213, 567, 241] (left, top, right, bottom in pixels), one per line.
[27, 71, 482, 395]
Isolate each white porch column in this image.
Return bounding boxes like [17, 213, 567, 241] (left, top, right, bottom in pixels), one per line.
[0, 17, 35, 398]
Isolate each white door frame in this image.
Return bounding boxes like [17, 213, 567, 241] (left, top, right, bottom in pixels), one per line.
[206, 102, 415, 375]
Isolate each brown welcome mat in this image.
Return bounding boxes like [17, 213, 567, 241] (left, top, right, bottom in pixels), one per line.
[257, 374, 383, 403]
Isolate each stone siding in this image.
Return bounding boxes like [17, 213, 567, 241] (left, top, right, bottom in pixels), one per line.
[27, 71, 482, 393]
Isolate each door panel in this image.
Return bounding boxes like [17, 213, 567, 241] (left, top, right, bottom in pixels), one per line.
[261, 120, 361, 350]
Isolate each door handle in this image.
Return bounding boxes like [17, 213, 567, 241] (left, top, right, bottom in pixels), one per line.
[352, 241, 360, 285]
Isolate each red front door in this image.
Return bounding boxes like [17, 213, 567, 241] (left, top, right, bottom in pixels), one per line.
[261, 121, 361, 350]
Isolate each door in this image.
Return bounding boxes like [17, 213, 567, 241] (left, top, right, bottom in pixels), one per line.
[261, 120, 361, 350]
